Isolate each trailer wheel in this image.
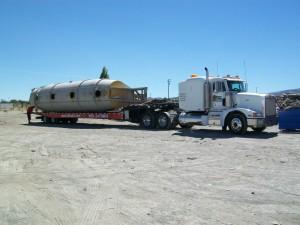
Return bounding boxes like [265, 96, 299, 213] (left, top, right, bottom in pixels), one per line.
[51, 118, 59, 123]
[140, 112, 156, 129]
[157, 112, 171, 129]
[228, 113, 247, 134]
[252, 127, 266, 132]
[58, 118, 66, 123]
[69, 118, 78, 124]
[43, 116, 51, 124]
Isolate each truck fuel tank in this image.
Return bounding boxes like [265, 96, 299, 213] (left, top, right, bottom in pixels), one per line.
[178, 112, 208, 126]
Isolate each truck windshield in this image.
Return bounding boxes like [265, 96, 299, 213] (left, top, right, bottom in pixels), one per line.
[227, 81, 247, 92]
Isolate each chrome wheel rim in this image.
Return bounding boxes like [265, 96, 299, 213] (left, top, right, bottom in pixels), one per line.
[143, 115, 151, 127]
[158, 115, 168, 128]
[231, 118, 242, 132]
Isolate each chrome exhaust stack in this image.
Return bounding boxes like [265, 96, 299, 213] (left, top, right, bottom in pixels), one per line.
[204, 67, 211, 111]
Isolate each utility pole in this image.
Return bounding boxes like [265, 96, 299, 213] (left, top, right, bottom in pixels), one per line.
[256, 87, 258, 93]
[167, 79, 171, 99]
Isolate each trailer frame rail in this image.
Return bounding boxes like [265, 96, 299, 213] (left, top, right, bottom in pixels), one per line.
[33, 111, 126, 120]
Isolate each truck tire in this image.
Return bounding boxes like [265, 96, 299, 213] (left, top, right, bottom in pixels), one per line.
[140, 112, 156, 129]
[228, 113, 247, 134]
[157, 112, 171, 129]
[222, 125, 227, 131]
[252, 127, 266, 132]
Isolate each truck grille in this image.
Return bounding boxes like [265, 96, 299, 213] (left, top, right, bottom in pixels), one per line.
[265, 96, 276, 116]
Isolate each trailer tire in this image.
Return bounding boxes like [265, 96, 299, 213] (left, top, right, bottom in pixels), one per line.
[157, 112, 171, 129]
[228, 113, 247, 134]
[59, 118, 67, 123]
[140, 112, 156, 129]
[43, 116, 51, 124]
[69, 118, 78, 124]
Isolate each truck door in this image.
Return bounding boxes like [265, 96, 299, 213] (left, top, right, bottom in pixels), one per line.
[211, 81, 226, 110]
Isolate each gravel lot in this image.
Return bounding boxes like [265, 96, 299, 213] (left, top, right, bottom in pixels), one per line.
[0, 111, 299, 225]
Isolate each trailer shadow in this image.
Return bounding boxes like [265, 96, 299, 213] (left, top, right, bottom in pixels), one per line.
[22, 123, 278, 139]
[22, 122, 142, 130]
[172, 128, 278, 139]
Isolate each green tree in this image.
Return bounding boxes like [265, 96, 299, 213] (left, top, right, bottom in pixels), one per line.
[99, 66, 110, 79]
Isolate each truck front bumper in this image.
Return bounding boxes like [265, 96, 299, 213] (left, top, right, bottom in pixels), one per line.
[247, 116, 278, 128]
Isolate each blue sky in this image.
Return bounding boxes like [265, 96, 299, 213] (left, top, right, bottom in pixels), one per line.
[0, 0, 299, 100]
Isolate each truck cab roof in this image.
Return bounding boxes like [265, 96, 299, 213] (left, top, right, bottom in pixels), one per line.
[222, 75, 244, 82]
[185, 74, 244, 82]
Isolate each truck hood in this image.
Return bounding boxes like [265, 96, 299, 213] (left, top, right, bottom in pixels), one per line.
[234, 92, 267, 115]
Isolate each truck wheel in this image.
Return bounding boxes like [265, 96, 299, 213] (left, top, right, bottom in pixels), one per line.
[157, 112, 171, 129]
[252, 127, 266, 132]
[228, 114, 247, 134]
[140, 112, 156, 129]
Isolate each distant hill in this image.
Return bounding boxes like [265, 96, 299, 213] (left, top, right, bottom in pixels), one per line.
[271, 88, 300, 96]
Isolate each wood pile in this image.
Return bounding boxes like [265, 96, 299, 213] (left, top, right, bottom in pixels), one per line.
[276, 94, 300, 110]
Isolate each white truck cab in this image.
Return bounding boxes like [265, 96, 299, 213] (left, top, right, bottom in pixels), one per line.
[178, 68, 277, 134]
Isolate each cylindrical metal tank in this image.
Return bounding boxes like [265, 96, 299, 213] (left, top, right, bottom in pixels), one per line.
[29, 79, 135, 112]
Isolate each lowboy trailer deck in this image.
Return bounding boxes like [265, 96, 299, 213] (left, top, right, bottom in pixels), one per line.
[29, 99, 180, 129]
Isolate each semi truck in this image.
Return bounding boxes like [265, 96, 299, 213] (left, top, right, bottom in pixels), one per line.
[28, 68, 277, 134]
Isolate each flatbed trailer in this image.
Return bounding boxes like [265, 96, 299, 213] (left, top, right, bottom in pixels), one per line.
[29, 99, 180, 129]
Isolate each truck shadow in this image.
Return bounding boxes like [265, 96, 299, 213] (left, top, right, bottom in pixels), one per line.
[22, 123, 278, 139]
[22, 122, 142, 130]
[173, 128, 278, 139]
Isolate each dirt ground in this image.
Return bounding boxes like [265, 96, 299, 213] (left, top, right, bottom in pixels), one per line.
[0, 111, 299, 225]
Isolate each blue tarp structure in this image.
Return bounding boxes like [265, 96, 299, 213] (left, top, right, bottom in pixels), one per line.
[279, 107, 300, 130]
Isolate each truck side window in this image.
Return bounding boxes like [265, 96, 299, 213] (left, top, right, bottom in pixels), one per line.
[217, 82, 222, 92]
[222, 82, 226, 92]
[213, 82, 224, 92]
[213, 81, 226, 92]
